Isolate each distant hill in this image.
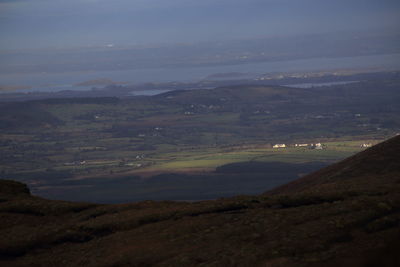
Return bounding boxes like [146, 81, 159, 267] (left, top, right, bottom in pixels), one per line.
[0, 138, 399, 266]
[75, 79, 127, 87]
[156, 85, 308, 104]
[0, 102, 63, 129]
[0, 85, 31, 92]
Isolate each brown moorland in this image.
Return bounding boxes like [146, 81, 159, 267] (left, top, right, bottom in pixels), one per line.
[0, 136, 399, 266]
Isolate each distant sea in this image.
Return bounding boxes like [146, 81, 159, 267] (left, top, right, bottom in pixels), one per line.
[1, 53, 400, 93]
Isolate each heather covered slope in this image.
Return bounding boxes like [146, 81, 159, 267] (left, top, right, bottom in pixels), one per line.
[267, 135, 400, 195]
[1, 137, 400, 266]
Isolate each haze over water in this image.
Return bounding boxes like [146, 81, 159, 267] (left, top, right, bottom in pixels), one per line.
[1, 53, 399, 93]
[1, 0, 399, 92]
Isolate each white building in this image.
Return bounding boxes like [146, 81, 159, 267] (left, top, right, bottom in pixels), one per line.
[295, 144, 308, 147]
[361, 143, 372, 148]
[314, 143, 323, 150]
[273, 144, 286, 148]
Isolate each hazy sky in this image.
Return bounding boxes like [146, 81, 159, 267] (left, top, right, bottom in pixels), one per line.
[1, 0, 399, 49]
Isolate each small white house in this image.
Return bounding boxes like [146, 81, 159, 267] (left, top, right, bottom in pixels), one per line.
[295, 144, 308, 147]
[273, 144, 286, 148]
[314, 143, 323, 150]
[361, 143, 372, 148]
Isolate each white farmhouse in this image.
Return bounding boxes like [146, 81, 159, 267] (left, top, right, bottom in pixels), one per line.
[295, 144, 308, 147]
[314, 143, 323, 150]
[273, 144, 286, 148]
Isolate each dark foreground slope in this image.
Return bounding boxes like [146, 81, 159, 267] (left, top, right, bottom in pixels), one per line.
[1, 137, 400, 267]
[268, 134, 400, 195]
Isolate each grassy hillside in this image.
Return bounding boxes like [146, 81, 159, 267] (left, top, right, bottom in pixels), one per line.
[1, 136, 399, 266]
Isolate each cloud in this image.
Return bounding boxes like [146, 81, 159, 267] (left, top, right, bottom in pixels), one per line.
[1, 0, 399, 49]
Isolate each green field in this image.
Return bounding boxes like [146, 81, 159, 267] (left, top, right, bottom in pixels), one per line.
[0, 79, 399, 202]
[125, 139, 379, 175]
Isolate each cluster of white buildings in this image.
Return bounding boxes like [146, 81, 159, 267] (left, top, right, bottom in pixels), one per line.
[273, 143, 323, 149]
[272, 144, 286, 148]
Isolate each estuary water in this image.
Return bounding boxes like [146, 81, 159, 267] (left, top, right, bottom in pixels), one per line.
[1, 53, 400, 93]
